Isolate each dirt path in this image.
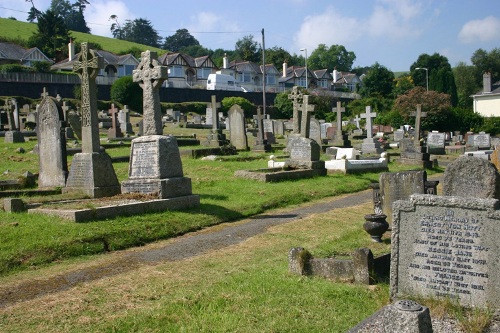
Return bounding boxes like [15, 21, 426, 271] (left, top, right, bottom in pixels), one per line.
[0, 189, 373, 308]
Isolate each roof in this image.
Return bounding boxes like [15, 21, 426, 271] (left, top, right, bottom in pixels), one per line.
[158, 52, 217, 69]
[0, 42, 53, 64]
[473, 81, 500, 96]
[51, 49, 138, 71]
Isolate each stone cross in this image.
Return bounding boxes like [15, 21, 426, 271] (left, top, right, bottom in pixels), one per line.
[207, 95, 221, 132]
[73, 42, 104, 153]
[61, 101, 70, 122]
[255, 106, 265, 146]
[40, 87, 49, 99]
[410, 104, 427, 146]
[133, 50, 167, 136]
[332, 101, 345, 137]
[109, 103, 119, 129]
[6, 99, 16, 131]
[299, 95, 315, 138]
[361, 106, 377, 138]
[288, 86, 303, 134]
[354, 115, 361, 129]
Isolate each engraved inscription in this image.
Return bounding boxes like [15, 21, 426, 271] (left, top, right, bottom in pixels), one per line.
[130, 141, 159, 178]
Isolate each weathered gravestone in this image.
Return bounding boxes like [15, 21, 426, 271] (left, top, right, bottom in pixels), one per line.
[37, 95, 68, 188]
[379, 170, 426, 223]
[393, 129, 404, 142]
[273, 120, 284, 136]
[263, 118, 276, 144]
[121, 50, 198, 205]
[399, 137, 433, 169]
[4, 99, 24, 143]
[252, 106, 271, 152]
[107, 103, 123, 139]
[67, 111, 82, 140]
[64, 43, 120, 198]
[309, 118, 322, 146]
[426, 131, 445, 154]
[118, 105, 133, 134]
[202, 95, 227, 147]
[468, 132, 491, 150]
[228, 104, 248, 150]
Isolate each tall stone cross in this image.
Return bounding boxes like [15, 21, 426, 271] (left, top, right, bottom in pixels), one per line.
[40, 87, 49, 99]
[299, 95, 315, 138]
[332, 101, 345, 138]
[6, 99, 16, 131]
[410, 104, 427, 145]
[208, 95, 221, 131]
[109, 103, 119, 130]
[73, 42, 104, 153]
[354, 114, 361, 129]
[61, 101, 70, 122]
[133, 50, 167, 136]
[361, 106, 377, 138]
[288, 86, 303, 134]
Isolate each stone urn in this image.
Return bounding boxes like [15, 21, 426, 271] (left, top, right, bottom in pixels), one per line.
[363, 214, 389, 242]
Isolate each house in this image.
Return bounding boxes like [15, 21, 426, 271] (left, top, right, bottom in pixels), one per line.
[158, 52, 218, 89]
[225, 60, 280, 93]
[279, 62, 317, 90]
[0, 42, 53, 67]
[50, 40, 139, 84]
[472, 72, 500, 117]
[332, 69, 361, 92]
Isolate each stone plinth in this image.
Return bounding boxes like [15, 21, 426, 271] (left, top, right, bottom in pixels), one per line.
[361, 138, 383, 154]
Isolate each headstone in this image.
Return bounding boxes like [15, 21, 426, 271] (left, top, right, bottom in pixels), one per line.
[468, 132, 491, 150]
[4, 99, 24, 143]
[228, 104, 248, 150]
[379, 170, 426, 222]
[320, 122, 332, 141]
[64, 42, 120, 198]
[202, 96, 227, 147]
[10, 98, 19, 130]
[299, 95, 315, 138]
[309, 118, 322, 146]
[353, 114, 361, 129]
[288, 86, 303, 135]
[410, 104, 427, 146]
[252, 106, 271, 152]
[273, 120, 284, 136]
[193, 114, 202, 125]
[360, 106, 383, 154]
[443, 156, 500, 199]
[399, 137, 433, 169]
[205, 107, 213, 125]
[393, 129, 404, 142]
[332, 101, 345, 142]
[67, 111, 82, 140]
[121, 50, 196, 203]
[107, 103, 123, 139]
[288, 136, 321, 162]
[118, 105, 133, 134]
[37, 95, 67, 188]
[263, 118, 275, 144]
[361, 106, 376, 139]
[426, 131, 445, 154]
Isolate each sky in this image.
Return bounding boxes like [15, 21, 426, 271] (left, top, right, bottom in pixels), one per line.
[1, 0, 500, 72]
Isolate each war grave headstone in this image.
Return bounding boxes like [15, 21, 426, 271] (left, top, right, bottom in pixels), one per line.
[37, 95, 68, 188]
[228, 104, 248, 150]
[360, 106, 383, 154]
[467, 132, 491, 150]
[426, 131, 445, 154]
[309, 118, 322, 146]
[118, 105, 133, 134]
[63, 43, 121, 198]
[391, 158, 500, 308]
[107, 104, 123, 139]
[379, 170, 426, 223]
[121, 50, 198, 207]
[202, 95, 227, 147]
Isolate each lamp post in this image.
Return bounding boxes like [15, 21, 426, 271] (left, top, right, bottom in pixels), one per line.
[300, 48, 308, 89]
[415, 67, 428, 92]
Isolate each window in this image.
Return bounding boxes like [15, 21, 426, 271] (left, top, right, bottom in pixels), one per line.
[266, 74, 276, 85]
[297, 77, 306, 87]
[169, 65, 183, 77]
[241, 72, 252, 82]
[197, 68, 212, 79]
[318, 79, 329, 88]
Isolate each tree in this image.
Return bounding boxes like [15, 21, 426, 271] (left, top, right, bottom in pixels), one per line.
[49, 0, 90, 33]
[308, 44, 355, 72]
[273, 91, 294, 119]
[393, 75, 414, 97]
[26, 0, 42, 22]
[410, 53, 458, 106]
[181, 45, 210, 58]
[221, 97, 255, 118]
[109, 15, 123, 39]
[163, 29, 199, 52]
[265, 46, 292, 71]
[119, 18, 162, 47]
[110, 76, 143, 113]
[359, 62, 394, 98]
[393, 86, 452, 131]
[471, 48, 500, 84]
[453, 61, 480, 108]
[28, 9, 70, 60]
[234, 35, 260, 62]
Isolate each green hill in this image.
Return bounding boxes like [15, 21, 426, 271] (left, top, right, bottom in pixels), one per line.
[0, 17, 164, 55]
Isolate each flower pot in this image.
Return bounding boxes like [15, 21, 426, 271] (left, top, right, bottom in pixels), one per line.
[363, 214, 389, 242]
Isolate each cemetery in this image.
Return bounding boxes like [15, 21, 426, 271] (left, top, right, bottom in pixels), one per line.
[2, 45, 500, 332]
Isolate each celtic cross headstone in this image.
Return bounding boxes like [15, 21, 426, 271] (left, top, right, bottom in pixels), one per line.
[288, 86, 303, 134]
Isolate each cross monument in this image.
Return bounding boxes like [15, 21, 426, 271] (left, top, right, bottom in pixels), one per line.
[410, 104, 427, 146]
[288, 86, 303, 134]
[332, 101, 345, 139]
[299, 95, 315, 138]
[361, 106, 377, 138]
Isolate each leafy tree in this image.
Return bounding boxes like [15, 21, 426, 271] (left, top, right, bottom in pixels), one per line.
[453, 61, 480, 108]
[26, 0, 42, 23]
[308, 44, 355, 72]
[209, 48, 235, 68]
[49, 0, 90, 33]
[163, 29, 199, 52]
[393, 86, 452, 131]
[234, 35, 260, 62]
[351, 66, 371, 77]
[181, 45, 210, 58]
[118, 18, 162, 47]
[410, 53, 458, 106]
[273, 91, 293, 119]
[471, 48, 500, 84]
[221, 97, 255, 118]
[347, 97, 394, 125]
[110, 76, 143, 113]
[109, 15, 123, 39]
[450, 107, 483, 133]
[393, 75, 414, 97]
[28, 9, 70, 60]
[265, 46, 292, 71]
[359, 62, 394, 98]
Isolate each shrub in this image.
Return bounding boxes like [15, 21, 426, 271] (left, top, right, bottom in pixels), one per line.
[110, 76, 143, 113]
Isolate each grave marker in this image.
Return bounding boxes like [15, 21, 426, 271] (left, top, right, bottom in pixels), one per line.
[107, 103, 123, 139]
[410, 104, 427, 146]
[299, 95, 315, 138]
[288, 86, 303, 134]
[426, 131, 445, 154]
[228, 104, 248, 150]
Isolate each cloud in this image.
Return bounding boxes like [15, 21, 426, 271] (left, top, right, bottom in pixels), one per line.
[366, 0, 423, 38]
[458, 16, 500, 43]
[186, 11, 241, 49]
[85, 0, 134, 38]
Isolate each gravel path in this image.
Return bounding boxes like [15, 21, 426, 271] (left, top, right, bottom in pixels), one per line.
[0, 189, 373, 308]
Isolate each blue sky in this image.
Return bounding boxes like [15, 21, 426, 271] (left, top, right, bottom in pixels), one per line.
[1, 0, 499, 71]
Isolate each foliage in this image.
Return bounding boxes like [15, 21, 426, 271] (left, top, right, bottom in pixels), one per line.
[348, 97, 394, 126]
[377, 109, 405, 128]
[273, 91, 294, 119]
[28, 9, 70, 60]
[450, 107, 484, 133]
[0, 64, 32, 73]
[221, 97, 255, 118]
[471, 47, 500, 84]
[161, 102, 208, 115]
[110, 76, 143, 113]
[49, 0, 90, 33]
[453, 61, 480, 108]
[181, 45, 210, 58]
[265, 46, 292, 71]
[235, 35, 260, 62]
[114, 18, 162, 48]
[310, 90, 335, 120]
[393, 86, 452, 131]
[393, 75, 414, 97]
[26, 0, 42, 22]
[308, 44, 356, 72]
[31, 61, 52, 72]
[359, 62, 395, 98]
[163, 28, 199, 52]
[479, 117, 500, 136]
[410, 53, 458, 106]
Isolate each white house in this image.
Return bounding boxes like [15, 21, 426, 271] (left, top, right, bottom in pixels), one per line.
[473, 72, 500, 117]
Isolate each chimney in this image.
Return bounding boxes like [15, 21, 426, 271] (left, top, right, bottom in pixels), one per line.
[333, 68, 338, 82]
[68, 38, 75, 61]
[283, 61, 288, 78]
[223, 53, 228, 69]
[483, 72, 492, 93]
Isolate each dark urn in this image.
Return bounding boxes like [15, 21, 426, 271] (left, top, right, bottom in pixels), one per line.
[363, 214, 389, 242]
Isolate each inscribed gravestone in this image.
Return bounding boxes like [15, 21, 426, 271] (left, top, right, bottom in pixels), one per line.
[426, 131, 445, 154]
[309, 118, 322, 146]
[379, 170, 426, 223]
[228, 104, 248, 150]
[468, 132, 491, 150]
[37, 96, 67, 188]
[443, 156, 500, 199]
[393, 129, 404, 142]
[118, 105, 133, 134]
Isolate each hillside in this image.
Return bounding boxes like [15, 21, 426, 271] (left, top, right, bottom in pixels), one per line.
[0, 17, 164, 55]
